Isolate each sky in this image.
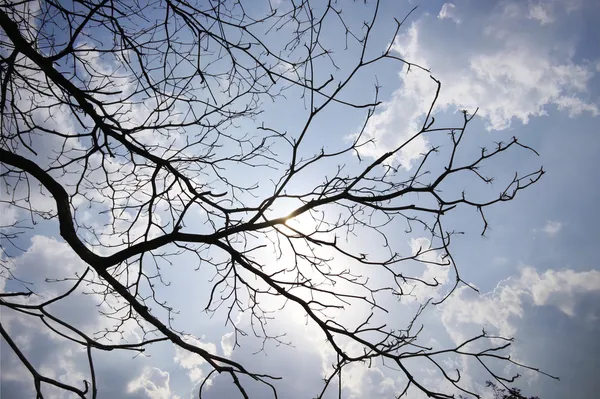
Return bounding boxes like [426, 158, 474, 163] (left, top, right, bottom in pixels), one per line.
[1, 0, 600, 398]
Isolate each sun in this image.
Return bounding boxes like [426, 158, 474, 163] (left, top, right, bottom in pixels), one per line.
[283, 211, 320, 236]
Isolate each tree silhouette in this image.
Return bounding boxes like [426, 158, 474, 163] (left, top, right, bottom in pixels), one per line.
[0, 1, 557, 398]
[484, 381, 541, 399]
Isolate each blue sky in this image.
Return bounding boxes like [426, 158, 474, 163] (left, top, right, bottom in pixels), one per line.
[1, 1, 599, 398]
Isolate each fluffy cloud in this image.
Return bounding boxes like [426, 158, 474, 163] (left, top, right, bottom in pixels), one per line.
[359, 1, 598, 165]
[220, 331, 235, 357]
[527, 0, 583, 25]
[521, 267, 600, 316]
[528, 3, 556, 25]
[438, 3, 461, 24]
[537, 220, 563, 236]
[128, 367, 180, 399]
[407, 237, 451, 302]
[342, 362, 398, 399]
[0, 235, 155, 398]
[2, 235, 85, 287]
[441, 266, 600, 343]
[173, 335, 218, 383]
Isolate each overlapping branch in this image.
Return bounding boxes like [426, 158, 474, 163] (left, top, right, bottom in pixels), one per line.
[0, 1, 554, 398]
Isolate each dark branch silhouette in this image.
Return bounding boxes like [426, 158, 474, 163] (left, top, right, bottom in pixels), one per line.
[459, 380, 541, 399]
[0, 1, 556, 398]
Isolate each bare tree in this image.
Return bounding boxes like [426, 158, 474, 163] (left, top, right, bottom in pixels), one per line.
[473, 381, 541, 399]
[0, 1, 557, 398]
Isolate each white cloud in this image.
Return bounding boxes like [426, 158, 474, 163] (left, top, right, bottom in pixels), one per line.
[128, 367, 180, 399]
[2, 345, 90, 399]
[0, 234, 157, 398]
[0, 235, 150, 339]
[173, 335, 218, 383]
[220, 331, 235, 357]
[520, 267, 600, 316]
[0, 236, 88, 309]
[356, 23, 431, 169]
[342, 362, 398, 399]
[407, 237, 451, 302]
[438, 3, 461, 24]
[359, 1, 598, 164]
[528, 3, 555, 25]
[441, 267, 600, 344]
[527, 0, 583, 25]
[538, 220, 563, 236]
[0, 202, 18, 226]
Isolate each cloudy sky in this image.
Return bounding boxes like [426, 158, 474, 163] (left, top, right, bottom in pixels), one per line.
[1, 0, 600, 398]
